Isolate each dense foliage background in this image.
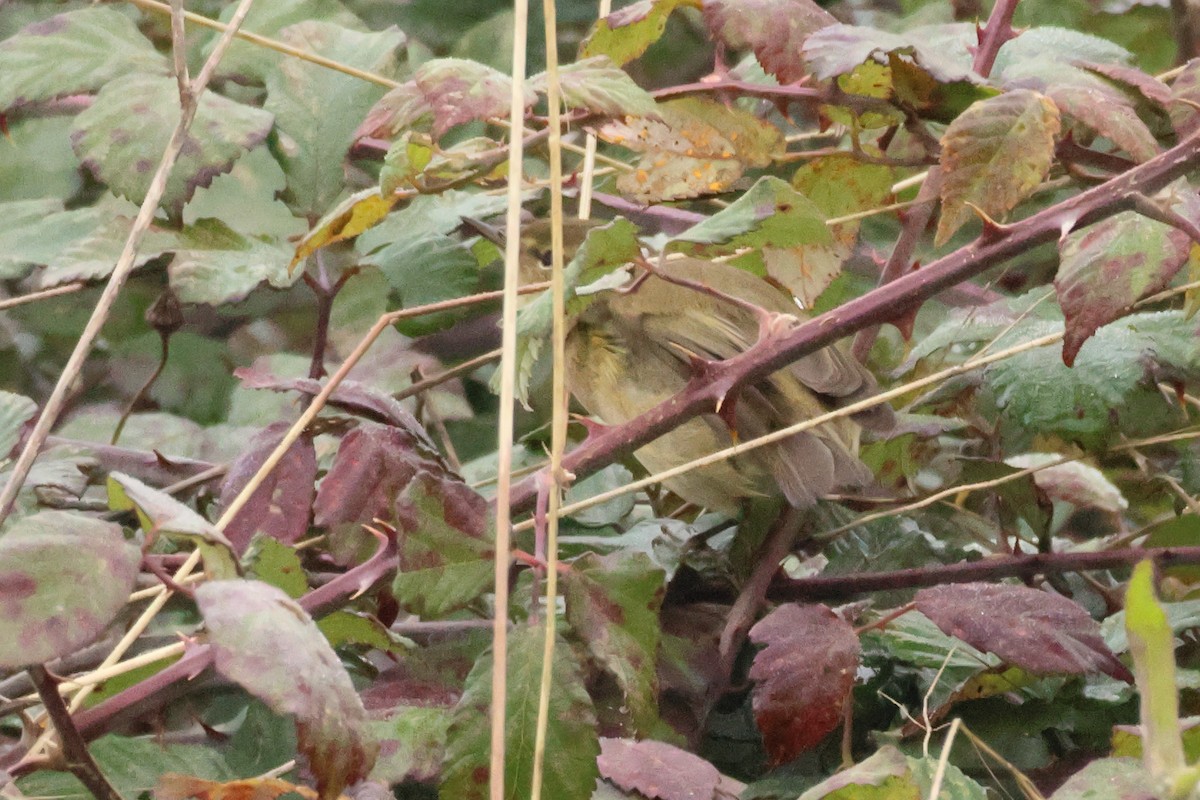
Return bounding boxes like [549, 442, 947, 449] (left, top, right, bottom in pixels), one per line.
[2, 0, 1200, 798]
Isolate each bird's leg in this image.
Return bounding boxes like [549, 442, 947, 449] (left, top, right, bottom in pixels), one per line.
[712, 505, 807, 700]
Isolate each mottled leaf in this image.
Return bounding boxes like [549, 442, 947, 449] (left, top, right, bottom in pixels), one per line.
[1055, 189, 1199, 365]
[564, 552, 665, 732]
[0, 510, 139, 668]
[0, 7, 167, 110]
[597, 738, 741, 800]
[415, 58, 530, 138]
[196, 579, 378, 799]
[313, 422, 447, 528]
[156, 774, 320, 800]
[703, 0, 835, 84]
[369, 706, 452, 785]
[265, 22, 403, 217]
[1078, 61, 1171, 107]
[749, 603, 860, 763]
[599, 98, 784, 203]
[440, 625, 599, 800]
[218, 422, 317, 554]
[579, 0, 697, 66]
[532, 56, 657, 118]
[0, 390, 36, 460]
[392, 471, 493, 618]
[936, 89, 1060, 245]
[915, 583, 1132, 681]
[70, 75, 273, 220]
[108, 472, 239, 579]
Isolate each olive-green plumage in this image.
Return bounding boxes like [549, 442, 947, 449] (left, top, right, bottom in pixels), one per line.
[521, 219, 890, 513]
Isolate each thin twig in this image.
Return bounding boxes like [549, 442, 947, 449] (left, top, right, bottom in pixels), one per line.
[0, 282, 84, 311]
[27, 666, 123, 800]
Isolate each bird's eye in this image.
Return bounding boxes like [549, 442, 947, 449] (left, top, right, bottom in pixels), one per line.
[536, 249, 552, 266]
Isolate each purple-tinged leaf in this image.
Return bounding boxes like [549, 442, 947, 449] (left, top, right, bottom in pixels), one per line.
[219, 422, 317, 554]
[749, 603, 860, 764]
[70, 75, 273, 220]
[703, 0, 835, 84]
[1055, 189, 1200, 365]
[441, 625, 599, 800]
[915, 583, 1133, 682]
[803, 22, 979, 85]
[1170, 58, 1200, 138]
[796, 745, 913, 800]
[0, 7, 166, 111]
[0, 510, 139, 668]
[597, 738, 744, 800]
[312, 422, 449, 529]
[1045, 83, 1158, 163]
[1077, 61, 1171, 107]
[196, 579, 378, 799]
[564, 552, 665, 732]
[1047, 758, 1154, 800]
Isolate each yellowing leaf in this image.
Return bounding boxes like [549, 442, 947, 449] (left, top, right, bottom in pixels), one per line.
[291, 188, 400, 269]
[936, 89, 1060, 246]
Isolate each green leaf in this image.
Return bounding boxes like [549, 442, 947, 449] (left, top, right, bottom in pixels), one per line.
[982, 311, 1200, 448]
[908, 755, 989, 800]
[196, 579, 379, 799]
[264, 21, 404, 218]
[796, 745, 916, 800]
[206, 0, 367, 83]
[107, 472, 239, 579]
[0, 7, 167, 111]
[168, 219, 297, 305]
[244, 535, 308, 598]
[1125, 560, 1185, 783]
[992, 26, 1133, 80]
[0, 510, 140, 668]
[1056, 190, 1199, 365]
[531, 56, 658, 118]
[440, 625, 600, 800]
[1047, 758, 1154, 800]
[579, 0, 697, 66]
[392, 471, 493, 618]
[34, 209, 176, 287]
[564, 551, 665, 732]
[71, 74, 274, 220]
[936, 89, 1061, 245]
[802, 22, 979, 85]
[0, 390, 36, 459]
[15, 734, 238, 799]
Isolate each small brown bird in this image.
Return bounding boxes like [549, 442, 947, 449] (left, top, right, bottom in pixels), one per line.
[517, 218, 891, 513]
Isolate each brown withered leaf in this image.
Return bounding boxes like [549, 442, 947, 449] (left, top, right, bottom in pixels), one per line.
[749, 603, 860, 764]
[915, 583, 1133, 682]
[702, 0, 835, 84]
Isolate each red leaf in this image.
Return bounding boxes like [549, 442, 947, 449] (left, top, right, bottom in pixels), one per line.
[597, 737, 741, 800]
[748, 603, 860, 764]
[915, 583, 1133, 682]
